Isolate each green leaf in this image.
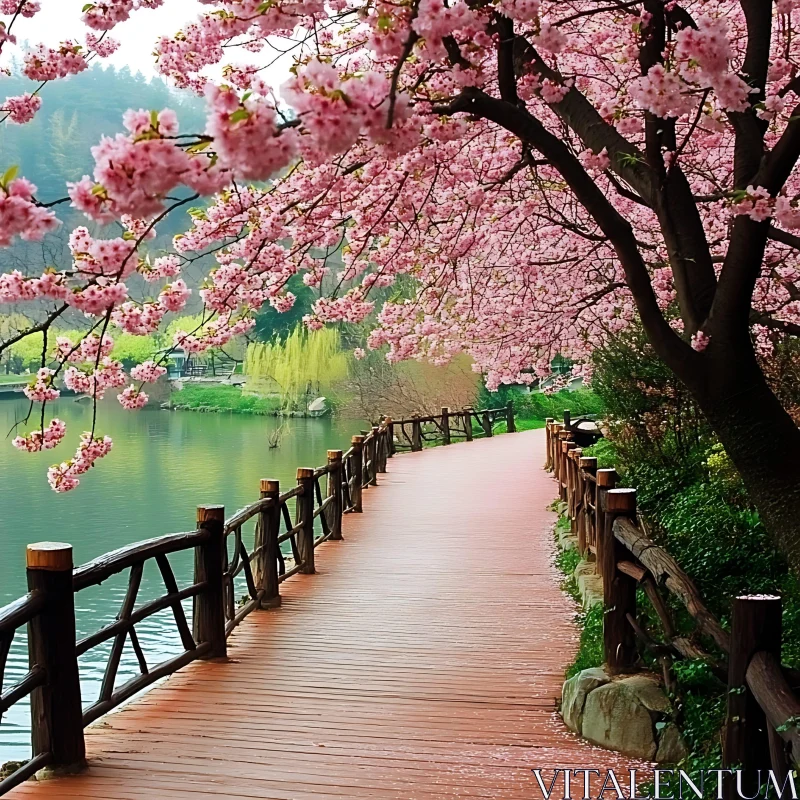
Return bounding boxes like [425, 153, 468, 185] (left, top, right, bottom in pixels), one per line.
[1, 164, 19, 186]
[186, 140, 212, 153]
[82, 3, 95, 10]
[150, 109, 159, 129]
[228, 109, 250, 124]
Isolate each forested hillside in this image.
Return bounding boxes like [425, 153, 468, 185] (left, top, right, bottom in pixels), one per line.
[0, 64, 207, 278]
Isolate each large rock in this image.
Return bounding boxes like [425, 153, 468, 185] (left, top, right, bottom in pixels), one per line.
[581, 676, 664, 760]
[561, 668, 610, 733]
[656, 722, 689, 764]
[621, 674, 671, 714]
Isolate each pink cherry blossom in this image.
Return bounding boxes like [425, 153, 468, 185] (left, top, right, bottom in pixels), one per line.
[12, 418, 67, 452]
[691, 331, 710, 352]
[130, 360, 166, 382]
[117, 384, 148, 409]
[24, 368, 60, 402]
[3, 93, 42, 124]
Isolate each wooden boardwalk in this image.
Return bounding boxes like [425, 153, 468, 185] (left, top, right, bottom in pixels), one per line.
[11, 429, 634, 799]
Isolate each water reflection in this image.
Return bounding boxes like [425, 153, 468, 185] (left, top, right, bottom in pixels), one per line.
[0, 397, 363, 760]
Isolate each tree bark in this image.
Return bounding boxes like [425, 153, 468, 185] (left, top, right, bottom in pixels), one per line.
[690, 345, 800, 573]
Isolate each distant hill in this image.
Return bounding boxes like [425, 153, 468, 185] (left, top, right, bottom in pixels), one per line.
[0, 64, 208, 281]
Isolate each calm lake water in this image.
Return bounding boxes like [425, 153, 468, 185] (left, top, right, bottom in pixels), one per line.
[0, 396, 364, 761]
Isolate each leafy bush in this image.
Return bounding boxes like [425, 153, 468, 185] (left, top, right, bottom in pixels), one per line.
[567, 325, 800, 772]
[479, 386, 604, 421]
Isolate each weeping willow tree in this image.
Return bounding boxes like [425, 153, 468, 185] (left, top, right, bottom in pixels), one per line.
[244, 326, 349, 410]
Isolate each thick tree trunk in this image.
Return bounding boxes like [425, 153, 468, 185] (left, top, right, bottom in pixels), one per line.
[689, 346, 800, 574]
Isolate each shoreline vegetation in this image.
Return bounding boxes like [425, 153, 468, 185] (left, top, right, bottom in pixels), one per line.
[165, 381, 597, 430]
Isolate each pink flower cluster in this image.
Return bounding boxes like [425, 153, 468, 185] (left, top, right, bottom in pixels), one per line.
[82, 0, 161, 31]
[0, 1, 40, 16]
[0, 176, 59, 247]
[63, 358, 126, 399]
[68, 108, 229, 222]
[579, 147, 610, 173]
[85, 32, 120, 58]
[117, 384, 148, 409]
[130, 360, 166, 382]
[630, 65, 693, 119]
[140, 254, 181, 282]
[23, 42, 87, 81]
[47, 432, 113, 493]
[12, 418, 66, 452]
[69, 226, 137, 279]
[690, 331, 711, 352]
[24, 368, 60, 402]
[205, 84, 297, 181]
[731, 186, 773, 222]
[3, 93, 42, 124]
[172, 315, 254, 354]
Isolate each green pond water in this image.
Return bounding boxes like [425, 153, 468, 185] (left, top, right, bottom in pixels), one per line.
[0, 397, 364, 761]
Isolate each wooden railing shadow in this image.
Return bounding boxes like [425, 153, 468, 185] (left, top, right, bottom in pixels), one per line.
[546, 413, 800, 790]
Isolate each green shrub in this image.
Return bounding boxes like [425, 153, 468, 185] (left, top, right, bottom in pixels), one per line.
[479, 386, 604, 421]
[557, 323, 800, 773]
[566, 604, 604, 679]
[173, 384, 281, 414]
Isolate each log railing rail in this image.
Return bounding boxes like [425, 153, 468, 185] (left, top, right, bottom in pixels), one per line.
[391, 402, 515, 452]
[546, 412, 800, 784]
[0, 406, 513, 794]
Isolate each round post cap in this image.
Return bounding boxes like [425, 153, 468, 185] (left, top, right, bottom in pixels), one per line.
[197, 505, 225, 524]
[27, 542, 72, 571]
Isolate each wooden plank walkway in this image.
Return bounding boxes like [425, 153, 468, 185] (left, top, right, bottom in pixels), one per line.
[11, 429, 634, 799]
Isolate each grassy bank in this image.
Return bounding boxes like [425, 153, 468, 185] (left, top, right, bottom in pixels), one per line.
[170, 384, 282, 415]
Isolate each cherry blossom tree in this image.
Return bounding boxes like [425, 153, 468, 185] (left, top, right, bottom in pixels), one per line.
[3, 0, 800, 567]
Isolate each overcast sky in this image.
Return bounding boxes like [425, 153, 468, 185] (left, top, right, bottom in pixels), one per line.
[3, 1, 210, 77]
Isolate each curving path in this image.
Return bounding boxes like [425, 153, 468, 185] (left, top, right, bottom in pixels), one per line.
[11, 429, 634, 799]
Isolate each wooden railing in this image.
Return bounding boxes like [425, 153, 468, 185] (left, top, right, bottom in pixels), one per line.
[391, 402, 515, 451]
[546, 412, 800, 785]
[0, 420, 395, 795]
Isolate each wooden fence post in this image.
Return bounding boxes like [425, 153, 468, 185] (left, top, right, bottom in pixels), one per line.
[350, 436, 364, 512]
[600, 488, 637, 673]
[560, 440, 575, 501]
[441, 407, 451, 445]
[255, 481, 281, 607]
[723, 594, 783, 799]
[26, 542, 86, 772]
[579, 457, 597, 557]
[370, 428, 380, 484]
[549, 422, 561, 475]
[482, 410, 493, 437]
[295, 469, 316, 575]
[194, 505, 227, 659]
[378, 422, 390, 470]
[463, 408, 474, 441]
[386, 419, 396, 457]
[327, 450, 343, 540]
[544, 419, 555, 469]
[594, 468, 617, 577]
[411, 415, 423, 451]
[506, 400, 516, 432]
[568, 448, 583, 533]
